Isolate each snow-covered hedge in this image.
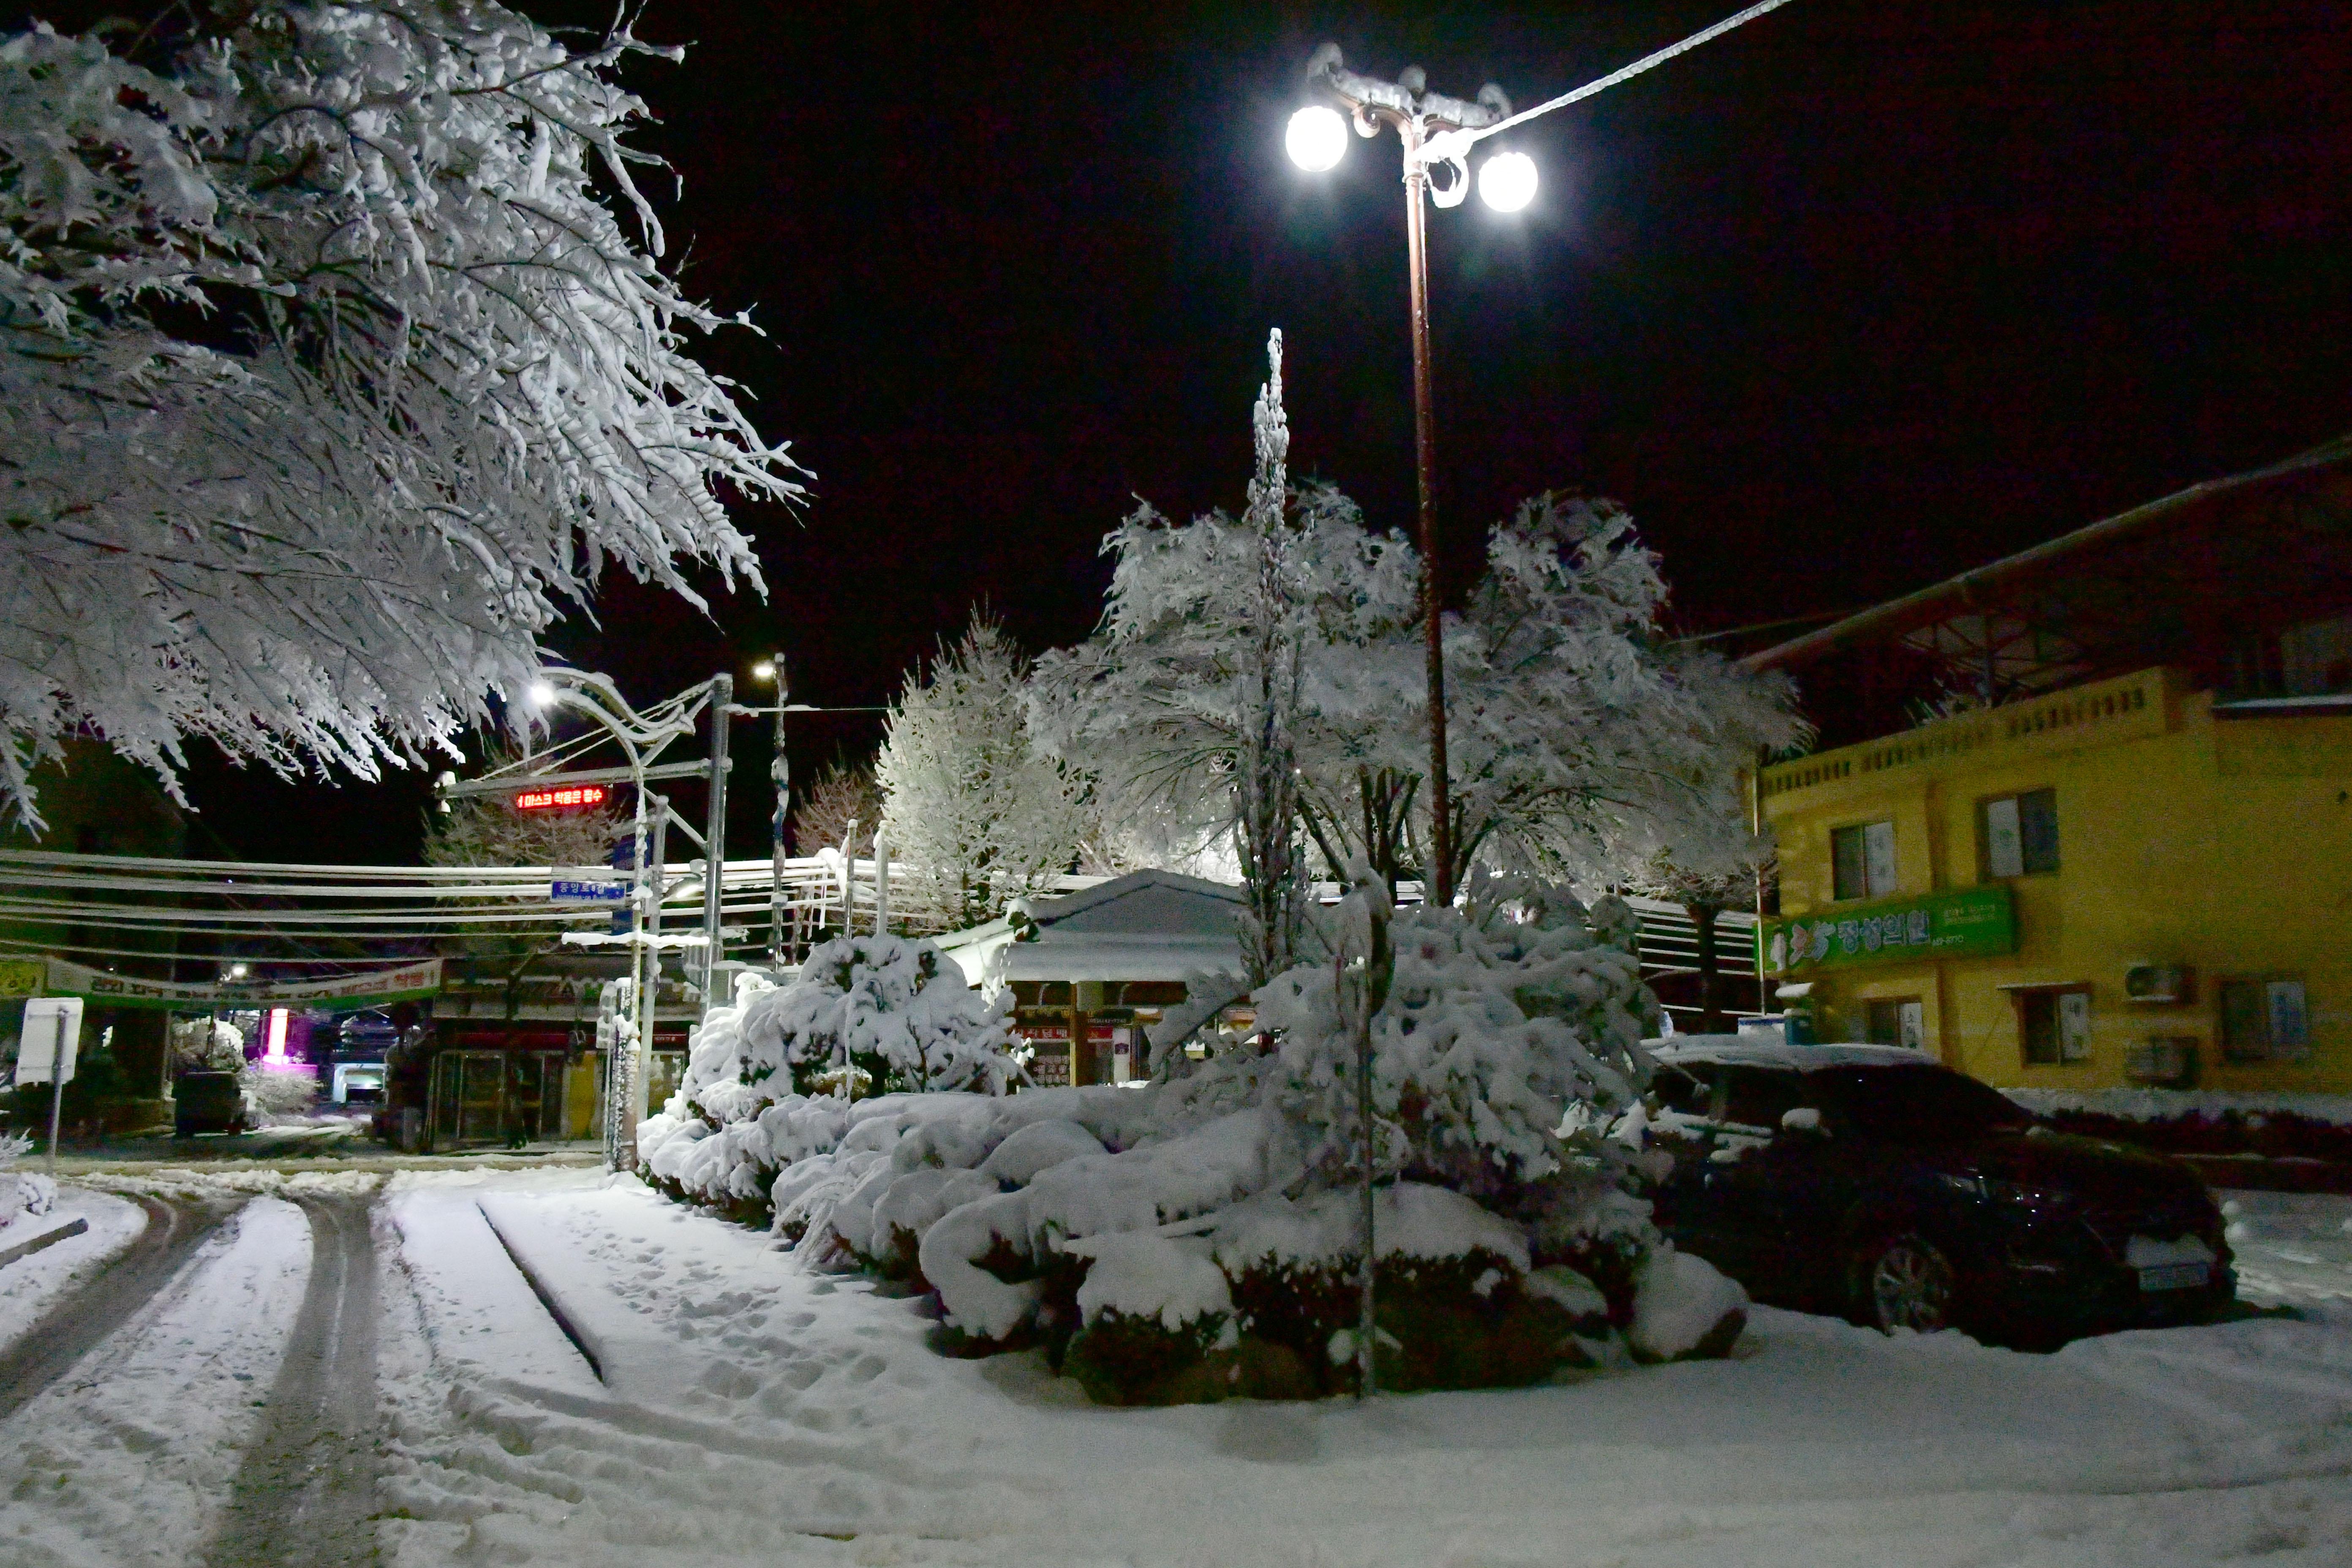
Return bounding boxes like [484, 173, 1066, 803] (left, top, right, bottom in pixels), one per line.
[640, 880, 1746, 1403]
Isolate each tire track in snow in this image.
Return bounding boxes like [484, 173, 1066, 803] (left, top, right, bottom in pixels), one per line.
[0, 1192, 245, 1423]
[203, 1194, 382, 1568]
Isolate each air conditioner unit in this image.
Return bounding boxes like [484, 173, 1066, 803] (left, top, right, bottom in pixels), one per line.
[2124, 1037, 2198, 1088]
[2123, 963, 2194, 1004]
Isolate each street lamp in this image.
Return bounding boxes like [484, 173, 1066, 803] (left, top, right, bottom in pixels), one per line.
[1288, 46, 1528, 909]
[524, 669, 672, 1172]
[748, 656, 789, 966]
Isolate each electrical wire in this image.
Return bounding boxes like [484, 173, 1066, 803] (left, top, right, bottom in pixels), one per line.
[1454, 0, 1797, 149]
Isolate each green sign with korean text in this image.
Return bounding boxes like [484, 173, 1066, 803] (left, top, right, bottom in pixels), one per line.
[1759, 885, 2015, 976]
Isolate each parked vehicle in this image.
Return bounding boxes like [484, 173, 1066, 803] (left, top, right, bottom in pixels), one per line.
[173, 1070, 250, 1137]
[1635, 1039, 2234, 1342]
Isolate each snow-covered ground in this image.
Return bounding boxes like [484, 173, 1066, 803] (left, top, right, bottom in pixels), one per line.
[0, 1186, 147, 1358]
[5, 1171, 2351, 1567]
[377, 1172, 2352, 1568]
[0, 1198, 311, 1567]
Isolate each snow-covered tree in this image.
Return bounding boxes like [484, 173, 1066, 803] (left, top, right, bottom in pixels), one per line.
[1032, 332, 1417, 979]
[0, 3, 800, 829]
[878, 615, 1090, 932]
[1435, 495, 1806, 892]
[791, 759, 879, 859]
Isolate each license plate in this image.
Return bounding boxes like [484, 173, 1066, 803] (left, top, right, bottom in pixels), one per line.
[2138, 1261, 2210, 1293]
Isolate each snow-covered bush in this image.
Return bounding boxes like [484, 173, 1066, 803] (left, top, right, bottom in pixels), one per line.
[639, 877, 1742, 1404]
[744, 935, 1021, 1101]
[241, 1064, 316, 1119]
[170, 1017, 243, 1072]
[637, 947, 1024, 1217]
[0, 1131, 55, 1230]
[1259, 874, 1658, 1203]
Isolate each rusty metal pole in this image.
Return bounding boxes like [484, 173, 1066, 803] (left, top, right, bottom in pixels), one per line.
[1401, 120, 1454, 909]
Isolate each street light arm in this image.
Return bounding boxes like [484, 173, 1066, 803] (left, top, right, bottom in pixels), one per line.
[1308, 46, 1509, 135]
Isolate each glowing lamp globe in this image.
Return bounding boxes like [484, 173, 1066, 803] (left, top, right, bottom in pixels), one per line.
[1478, 151, 1538, 212]
[526, 680, 557, 708]
[1286, 105, 1349, 172]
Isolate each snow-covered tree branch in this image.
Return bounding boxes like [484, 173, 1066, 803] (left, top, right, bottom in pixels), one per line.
[0, 2, 802, 828]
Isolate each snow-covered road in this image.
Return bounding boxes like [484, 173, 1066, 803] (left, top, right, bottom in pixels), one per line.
[376, 1173, 2352, 1568]
[4, 1170, 2349, 1568]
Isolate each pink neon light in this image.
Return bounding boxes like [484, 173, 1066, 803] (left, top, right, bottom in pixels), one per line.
[264, 1007, 291, 1064]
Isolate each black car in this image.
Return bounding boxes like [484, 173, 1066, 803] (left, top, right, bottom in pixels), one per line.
[1637, 1039, 2234, 1342]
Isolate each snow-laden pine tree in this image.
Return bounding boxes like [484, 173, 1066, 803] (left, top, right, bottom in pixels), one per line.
[878, 615, 1089, 932]
[0, 3, 800, 828]
[1030, 332, 1416, 980]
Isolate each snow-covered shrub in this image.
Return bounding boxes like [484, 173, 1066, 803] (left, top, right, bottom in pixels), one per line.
[637, 946, 1022, 1217]
[240, 1064, 316, 1119]
[1257, 874, 1658, 1204]
[637, 881, 1738, 1405]
[1625, 1247, 1748, 1364]
[170, 1018, 243, 1072]
[1061, 1233, 1238, 1406]
[0, 1131, 55, 1230]
[740, 935, 1020, 1101]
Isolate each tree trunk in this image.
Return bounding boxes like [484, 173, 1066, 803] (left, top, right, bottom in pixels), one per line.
[1689, 903, 1726, 1033]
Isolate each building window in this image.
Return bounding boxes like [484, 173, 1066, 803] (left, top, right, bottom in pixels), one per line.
[2219, 977, 2311, 1062]
[1832, 819, 1898, 901]
[1981, 789, 2058, 879]
[1865, 998, 1926, 1051]
[2015, 985, 2093, 1066]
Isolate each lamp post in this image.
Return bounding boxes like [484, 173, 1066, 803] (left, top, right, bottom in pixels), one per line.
[525, 670, 672, 1173]
[732, 666, 889, 968]
[1288, 46, 1531, 910]
[749, 657, 788, 966]
[1288, 4, 1800, 902]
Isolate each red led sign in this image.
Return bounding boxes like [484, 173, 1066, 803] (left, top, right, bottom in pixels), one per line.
[514, 783, 610, 812]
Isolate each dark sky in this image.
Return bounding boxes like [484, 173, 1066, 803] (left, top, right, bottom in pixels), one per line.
[144, 0, 2352, 863]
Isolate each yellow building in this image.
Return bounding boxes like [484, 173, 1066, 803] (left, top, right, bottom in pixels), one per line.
[1746, 438, 2352, 1093]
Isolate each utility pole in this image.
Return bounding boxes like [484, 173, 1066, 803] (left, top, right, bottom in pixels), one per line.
[701, 674, 731, 1005]
[768, 657, 789, 966]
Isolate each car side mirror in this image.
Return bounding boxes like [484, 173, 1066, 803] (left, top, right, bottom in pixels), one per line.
[1780, 1107, 1827, 1137]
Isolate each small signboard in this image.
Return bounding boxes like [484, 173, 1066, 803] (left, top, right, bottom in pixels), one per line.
[552, 878, 630, 903]
[517, 783, 610, 812]
[0, 958, 44, 997]
[16, 996, 84, 1087]
[1760, 885, 2015, 976]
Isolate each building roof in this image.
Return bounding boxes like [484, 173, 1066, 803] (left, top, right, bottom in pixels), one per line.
[1740, 435, 2352, 702]
[934, 869, 1246, 987]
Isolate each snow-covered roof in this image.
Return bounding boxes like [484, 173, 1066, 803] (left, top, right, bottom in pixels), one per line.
[934, 869, 1245, 987]
[1650, 1035, 1934, 1073]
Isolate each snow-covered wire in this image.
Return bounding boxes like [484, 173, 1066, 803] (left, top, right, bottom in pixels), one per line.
[1431, 0, 1797, 157]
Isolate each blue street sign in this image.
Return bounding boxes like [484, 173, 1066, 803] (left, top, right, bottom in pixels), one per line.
[552, 878, 629, 903]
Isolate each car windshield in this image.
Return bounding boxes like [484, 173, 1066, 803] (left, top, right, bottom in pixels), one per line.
[1812, 1065, 2034, 1141]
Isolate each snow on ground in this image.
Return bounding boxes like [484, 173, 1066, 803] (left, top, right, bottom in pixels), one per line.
[0, 1186, 147, 1358]
[2227, 1188, 2352, 1309]
[0, 1198, 311, 1568]
[376, 1172, 2352, 1568]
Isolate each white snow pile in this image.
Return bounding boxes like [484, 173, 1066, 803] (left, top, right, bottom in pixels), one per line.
[640, 878, 1746, 1401]
[2006, 1086, 2352, 1127]
[0, 1132, 55, 1230]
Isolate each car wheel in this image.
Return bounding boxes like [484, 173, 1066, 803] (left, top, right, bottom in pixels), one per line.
[1855, 1232, 1960, 1334]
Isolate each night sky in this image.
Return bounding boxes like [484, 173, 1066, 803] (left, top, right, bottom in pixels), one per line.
[125, 0, 2352, 864]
